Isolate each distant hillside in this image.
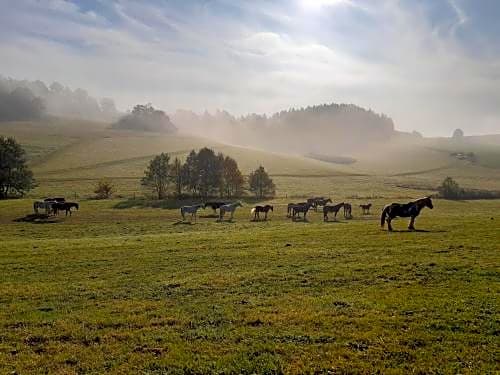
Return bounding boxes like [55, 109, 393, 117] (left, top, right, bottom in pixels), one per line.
[172, 104, 399, 155]
[0, 75, 119, 122]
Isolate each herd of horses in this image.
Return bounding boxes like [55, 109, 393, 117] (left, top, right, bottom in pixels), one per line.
[31, 195, 434, 231]
[33, 197, 79, 216]
[179, 196, 434, 231]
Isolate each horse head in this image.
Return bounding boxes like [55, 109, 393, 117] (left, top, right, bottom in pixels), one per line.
[269, 205, 273, 211]
[74, 203, 79, 210]
[425, 197, 433, 209]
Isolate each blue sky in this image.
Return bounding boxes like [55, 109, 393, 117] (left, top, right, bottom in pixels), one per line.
[0, 0, 499, 135]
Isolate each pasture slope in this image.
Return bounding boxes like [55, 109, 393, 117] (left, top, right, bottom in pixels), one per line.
[0, 199, 498, 373]
[0, 118, 499, 373]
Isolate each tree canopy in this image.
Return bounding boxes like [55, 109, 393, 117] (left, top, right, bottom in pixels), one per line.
[0, 136, 36, 198]
[112, 104, 177, 133]
[248, 166, 275, 199]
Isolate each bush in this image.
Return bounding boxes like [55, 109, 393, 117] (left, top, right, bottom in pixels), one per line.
[94, 179, 114, 199]
[438, 177, 500, 200]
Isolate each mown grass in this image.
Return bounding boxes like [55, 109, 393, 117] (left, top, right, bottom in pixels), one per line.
[0, 198, 498, 374]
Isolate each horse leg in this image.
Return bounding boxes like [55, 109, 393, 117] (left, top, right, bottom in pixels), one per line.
[387, 218, 393, 231]
[408, 216, 416, 231]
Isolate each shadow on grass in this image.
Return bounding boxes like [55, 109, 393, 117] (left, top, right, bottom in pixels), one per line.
[14, 214, 61, 224]
[172, 221, 196, 226]
[385, 229, 446, 233]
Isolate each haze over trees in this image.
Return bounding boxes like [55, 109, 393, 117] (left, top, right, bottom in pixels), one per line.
[112, 104, 177, 133]
[171, 104, 397, 155]
[0, 136, 36, 198]
[0, 76, 119, 122]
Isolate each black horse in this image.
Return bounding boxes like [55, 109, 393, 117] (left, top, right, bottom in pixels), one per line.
[251, 205, 273, 221]
[204, 201, 229, 214]
[287, 202, 306, 217]
[323, 202, 344, 221]
[291, 203, 312, 221]
[53, 202, 79, 216]
[381, 197, 433, 231]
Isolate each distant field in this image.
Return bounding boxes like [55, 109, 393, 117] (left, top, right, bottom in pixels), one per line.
[2, 119, 499, 200]
[0, 198, 498, 373]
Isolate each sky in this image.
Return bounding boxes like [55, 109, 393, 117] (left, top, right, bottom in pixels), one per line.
[0, 0, 499, 136]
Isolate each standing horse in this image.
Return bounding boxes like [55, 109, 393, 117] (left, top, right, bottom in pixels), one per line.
[53, 202, 79, 216]
[381, 197, 434, 231]
[360, 203, 372, 215]
[204, 201, 228, 215]
[180, 204, 204, 222]
[307, 197, 331, 211]
[219, 202, 243, 221]
[251, 205, 273, 221]
[323, 203, 345, 221]
[291, 203, 312, 221]
[34, 201, 54, 215]
[287, 202, 306, 217]
[343, 203, 352, 219]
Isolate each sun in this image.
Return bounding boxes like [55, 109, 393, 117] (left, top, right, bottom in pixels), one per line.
[299, 0, 350, 11]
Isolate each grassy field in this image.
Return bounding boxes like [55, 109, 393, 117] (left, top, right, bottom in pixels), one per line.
[0, 198, 499, 373]
[1, 119, 499, 373]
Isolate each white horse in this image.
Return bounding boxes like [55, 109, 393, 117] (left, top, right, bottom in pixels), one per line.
[219, 202, 243, 221]
[33, 201, 54, 215]
[180, 204, 204, 222]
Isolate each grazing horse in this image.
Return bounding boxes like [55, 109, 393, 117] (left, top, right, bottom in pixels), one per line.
[287, 202, 306, 217]
[360, 203, 372, 215]
[343, 203, 352, 219]
[251, 205, 273, 221]
[291, 203, 312, 221]
[180, 204, 204, 222]
[381, 197, 434, 231]
[204, 201, 229, 214]
[323, 203, 345, 221]
[53, 202, 79, 216]
[219, 202, 243, 221]
[34, 201, 54, 215]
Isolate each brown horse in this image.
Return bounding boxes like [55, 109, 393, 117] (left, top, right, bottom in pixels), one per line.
[381, 197, 433, 231]
[360, 203, 372, 215]
[323, 203, 344, 221]
[251, 205, 273, 221]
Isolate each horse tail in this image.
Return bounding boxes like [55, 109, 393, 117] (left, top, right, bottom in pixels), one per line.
[381, 205, 389, 227]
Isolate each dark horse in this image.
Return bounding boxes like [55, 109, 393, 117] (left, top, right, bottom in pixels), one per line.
[360, 203, 372, 215]
[323, 203, 344, 221]
[251, 205, 273, 221]
[291, 203, 312, 221]
[381, 197, 433, 231]
[307, 197, 332, 211]
[204, 201, 228, 214]
[287, 202, 306, 217]
[53, 202, 79, 216]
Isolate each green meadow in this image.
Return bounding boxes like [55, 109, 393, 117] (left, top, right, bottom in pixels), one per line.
[0, 119, 499, 373]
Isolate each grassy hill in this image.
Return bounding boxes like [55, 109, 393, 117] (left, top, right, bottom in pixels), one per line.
[1, 118, 499, 198]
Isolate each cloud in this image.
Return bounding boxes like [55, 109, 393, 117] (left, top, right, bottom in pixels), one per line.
[0, 0, 498, 135]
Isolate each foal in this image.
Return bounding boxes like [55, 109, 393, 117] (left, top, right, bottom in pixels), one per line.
[360, 203, 372, 215]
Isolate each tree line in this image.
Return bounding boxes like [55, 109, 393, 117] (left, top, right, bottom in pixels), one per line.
[141, 147, 275, 200]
